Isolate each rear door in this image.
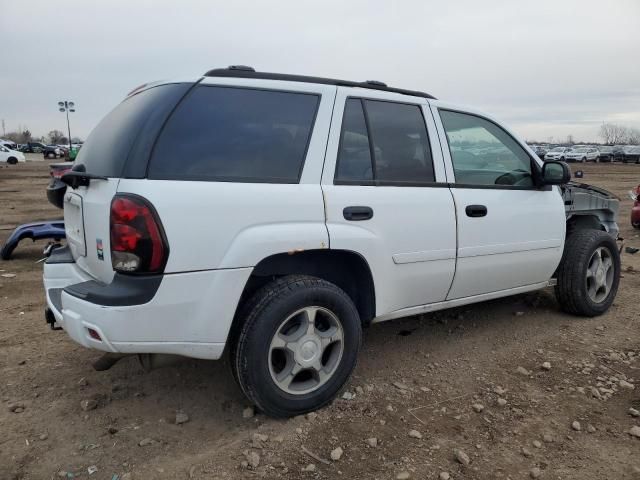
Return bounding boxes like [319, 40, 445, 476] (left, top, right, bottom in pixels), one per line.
[322, 88, 457, 317]
[432, 104, 566, 299]
[65, 82, 193, 283]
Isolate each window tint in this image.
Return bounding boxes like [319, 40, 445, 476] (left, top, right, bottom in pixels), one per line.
[335, 98, 435, 185]
[76, 83, 191, 178]
[148, 86, 319, 183]
[366, 100, 434, 183]
[440, 110, 534, 187]
[335, 99, 373, 182]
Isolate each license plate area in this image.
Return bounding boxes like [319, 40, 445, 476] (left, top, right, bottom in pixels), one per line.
[64, 192, 87, 258]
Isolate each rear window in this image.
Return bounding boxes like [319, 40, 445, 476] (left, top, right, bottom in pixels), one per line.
[76, 83, 191, 178]
[147, 86, 320, 183]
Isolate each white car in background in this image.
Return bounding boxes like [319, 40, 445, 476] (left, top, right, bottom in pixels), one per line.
[544, 146, 573, 161]
[0, 145, 26, 164]
[565, 147, 600, 163]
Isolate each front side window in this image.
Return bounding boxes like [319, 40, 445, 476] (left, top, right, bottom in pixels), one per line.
[440, 110, 534, 187]
[335, 98, 435, 184]
[149, 86, 319, 183]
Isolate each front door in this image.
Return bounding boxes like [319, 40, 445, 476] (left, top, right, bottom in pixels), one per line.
[322, 88, 457, 317]
[432, 105, 566, 300]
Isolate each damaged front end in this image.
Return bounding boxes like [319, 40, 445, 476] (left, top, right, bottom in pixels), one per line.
[562, 182, 620, 238]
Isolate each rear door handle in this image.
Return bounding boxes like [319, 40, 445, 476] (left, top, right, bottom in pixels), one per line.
[465, 205, 487, 218]
[343, 206, 373, 221]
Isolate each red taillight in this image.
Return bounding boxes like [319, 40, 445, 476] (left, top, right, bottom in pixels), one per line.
[110, 195, 168, 274]
[52, 167, 71, 179]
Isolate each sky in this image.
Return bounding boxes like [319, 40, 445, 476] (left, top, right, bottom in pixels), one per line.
[1, 0, 639, 143]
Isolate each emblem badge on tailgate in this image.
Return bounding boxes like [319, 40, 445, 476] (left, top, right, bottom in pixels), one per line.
[96, 238, 104, 261]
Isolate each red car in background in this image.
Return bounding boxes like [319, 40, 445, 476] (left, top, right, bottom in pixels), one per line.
[631, 184, 640, 228]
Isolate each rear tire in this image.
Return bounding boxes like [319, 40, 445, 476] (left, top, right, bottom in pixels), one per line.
[555, 229, 620, 317]
[231, 275, 361, 418]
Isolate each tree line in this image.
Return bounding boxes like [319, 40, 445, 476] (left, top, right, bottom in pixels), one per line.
[599, 123, 640, 145]
[3, 128, 82, 145]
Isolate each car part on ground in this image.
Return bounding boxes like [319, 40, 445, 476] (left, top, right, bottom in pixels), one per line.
[1, 220, 65, 260]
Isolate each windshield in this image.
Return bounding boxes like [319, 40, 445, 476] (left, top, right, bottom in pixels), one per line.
[551, 147, 565, 152]
[573, 148, 588, 153]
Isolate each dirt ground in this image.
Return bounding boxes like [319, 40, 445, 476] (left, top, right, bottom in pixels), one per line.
[1, 157, 639, 480]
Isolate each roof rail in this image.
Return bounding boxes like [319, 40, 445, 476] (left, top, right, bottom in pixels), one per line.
[203, 66, 436, 99]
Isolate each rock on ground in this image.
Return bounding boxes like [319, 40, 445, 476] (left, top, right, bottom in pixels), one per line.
[454, 448, 470, 465]
[175, 411, 190, 425]
[330, 446, 343, 461]
[242, 406, 255, 419]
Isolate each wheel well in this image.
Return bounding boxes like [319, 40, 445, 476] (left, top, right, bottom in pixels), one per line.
[236, 250, 376, 326]
[566, 214, 605, 236]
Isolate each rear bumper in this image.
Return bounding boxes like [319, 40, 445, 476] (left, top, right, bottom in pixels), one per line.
[43, 257, 252, 360]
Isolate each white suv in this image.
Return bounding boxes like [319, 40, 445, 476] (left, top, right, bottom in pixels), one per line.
[43, 66, 621, 417]
[565, 147, 600, 163]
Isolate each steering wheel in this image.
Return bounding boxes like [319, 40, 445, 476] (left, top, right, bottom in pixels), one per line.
[494, 169, 531, 186]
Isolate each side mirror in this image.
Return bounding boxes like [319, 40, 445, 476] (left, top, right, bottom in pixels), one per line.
[542, 161, 571, 185]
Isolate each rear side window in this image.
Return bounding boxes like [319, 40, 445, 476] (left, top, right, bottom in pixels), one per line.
[335, 98, 435, 185]
[76, 83, 191, 178]
[148, 86, 320, 183]
[335, 99, 373, 182]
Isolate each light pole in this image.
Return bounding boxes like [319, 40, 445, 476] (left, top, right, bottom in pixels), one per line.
[58, 101, 75, 149]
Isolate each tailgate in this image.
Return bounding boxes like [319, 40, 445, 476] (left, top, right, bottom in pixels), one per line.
[63, 179, 120, 283]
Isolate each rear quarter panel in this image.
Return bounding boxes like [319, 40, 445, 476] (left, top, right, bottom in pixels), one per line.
[117, 79, 336, 272]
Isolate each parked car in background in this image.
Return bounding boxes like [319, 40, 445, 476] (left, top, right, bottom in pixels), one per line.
[531, 145, 548, 159]
[544, 146, 573, 161]
[42, 66, 622, 417]
[20, 142, 47, 153]
[622, 146, 640, 164]
[565, 147, 600, 162]
[630, 184, 640, 228]
[612, 146, 626, 162]
[597, 146, 615, 162]
[0, 139, 18, 150]
[0, 144, 26, 164]
[43, 145, 63, 159]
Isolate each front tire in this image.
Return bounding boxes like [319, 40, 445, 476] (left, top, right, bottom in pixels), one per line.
[555, 229, 620, 317]
[7, 157, 18, 165]
[232, 275, 362, 418]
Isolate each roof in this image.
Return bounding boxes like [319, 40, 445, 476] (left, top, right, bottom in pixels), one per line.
[203, 65, 436, 99]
